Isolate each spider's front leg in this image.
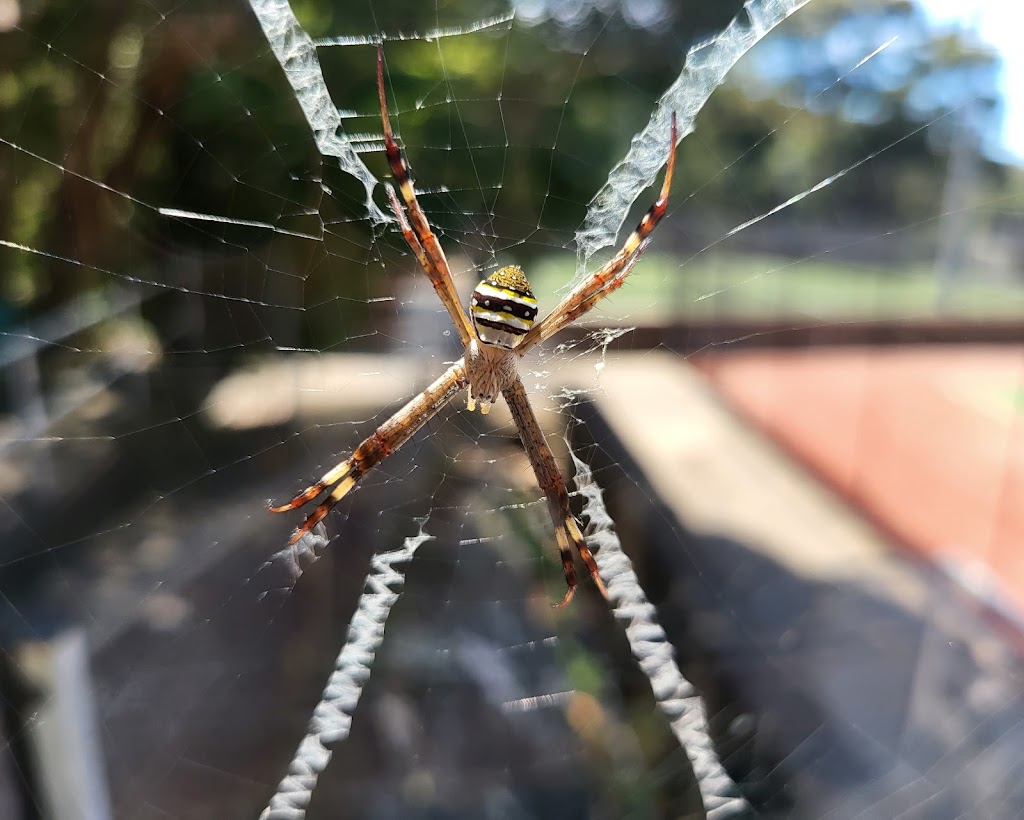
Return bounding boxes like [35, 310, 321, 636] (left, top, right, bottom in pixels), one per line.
[271, 360, 467, 544]
[377, 45, 475, 347]
[516, 112, 677, 355]
[502, 375, 609, 607]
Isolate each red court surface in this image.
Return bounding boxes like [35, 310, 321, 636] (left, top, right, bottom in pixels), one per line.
[697, 345, 1024, 619]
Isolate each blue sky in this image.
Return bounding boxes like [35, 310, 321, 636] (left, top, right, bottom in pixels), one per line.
[920, 0, 1024, 163]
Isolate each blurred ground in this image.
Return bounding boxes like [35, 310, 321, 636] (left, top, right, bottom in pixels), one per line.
[696, 345, 1024, 622]
[572, 350, 1024, 818]
[3, 348, 1024, 818]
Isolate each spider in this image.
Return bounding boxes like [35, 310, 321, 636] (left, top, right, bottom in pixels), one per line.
[271, 46, 677, 607]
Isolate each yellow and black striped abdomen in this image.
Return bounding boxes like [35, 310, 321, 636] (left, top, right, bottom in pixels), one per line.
[470, 265, 538, 349]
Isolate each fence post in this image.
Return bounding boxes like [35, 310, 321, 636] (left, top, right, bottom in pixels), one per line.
[0, 628, 112, 820]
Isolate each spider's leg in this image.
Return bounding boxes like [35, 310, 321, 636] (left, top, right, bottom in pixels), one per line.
[377, 45, 475, 347]
[516, 113, 677, 355]
[502, 375, 609, 607]
[386, 186, 431, 277]
[271, 360, 467, 544]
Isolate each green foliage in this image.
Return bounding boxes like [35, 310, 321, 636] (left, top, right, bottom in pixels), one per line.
[530, 252, 1024, 321]
[0, 0, 1013, 348]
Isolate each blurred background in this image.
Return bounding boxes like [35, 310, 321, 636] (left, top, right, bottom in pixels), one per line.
[1, 0, 1023, 818]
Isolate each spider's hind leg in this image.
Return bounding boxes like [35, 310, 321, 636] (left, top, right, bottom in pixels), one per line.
[269, 460, 354, 514]
[551, 510, 609, 608]
[270, 448, 371, 545]
[502, 375, 610, 607]
[270, 360, 467, 546]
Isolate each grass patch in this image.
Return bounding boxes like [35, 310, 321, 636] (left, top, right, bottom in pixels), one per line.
[527, 252, 1024, 322]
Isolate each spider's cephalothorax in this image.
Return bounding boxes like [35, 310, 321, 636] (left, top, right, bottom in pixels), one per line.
[464, 266, 539, 415]
[270, 45, 678, 607]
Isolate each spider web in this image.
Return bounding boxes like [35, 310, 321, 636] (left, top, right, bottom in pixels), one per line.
[1, 1, 1024, 819]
